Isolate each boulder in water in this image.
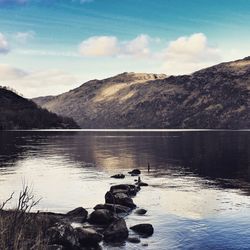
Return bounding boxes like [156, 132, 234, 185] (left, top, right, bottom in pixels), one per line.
[130, 224, 154, 237]
[111, 174, 125, 179]
[104, 218, 129, 242]
[75, 227, 103, 245]
[135, 209, 147, 215]
[128, 169, 141, 175]
[66, 207, 88, 223]
[88, 209, 115, 225]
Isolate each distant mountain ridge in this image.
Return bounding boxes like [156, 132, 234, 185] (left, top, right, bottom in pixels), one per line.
[0, 87, 79, 129]
[33, 58, 250, 129]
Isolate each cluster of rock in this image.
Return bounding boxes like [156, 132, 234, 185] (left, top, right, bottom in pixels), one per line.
[46, 169, 153, 249]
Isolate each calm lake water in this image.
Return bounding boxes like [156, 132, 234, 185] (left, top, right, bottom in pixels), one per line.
[0, 130, 249, 250]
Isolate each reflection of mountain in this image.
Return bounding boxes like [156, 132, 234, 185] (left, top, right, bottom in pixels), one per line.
[0, 131, 249, 191]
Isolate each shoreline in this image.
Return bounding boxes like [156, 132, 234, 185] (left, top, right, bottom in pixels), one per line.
[0, 170, 153, 249]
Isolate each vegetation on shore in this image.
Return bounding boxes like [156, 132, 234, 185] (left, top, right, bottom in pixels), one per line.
[0, 86, 79, 130]
[0, 186, 51, 250]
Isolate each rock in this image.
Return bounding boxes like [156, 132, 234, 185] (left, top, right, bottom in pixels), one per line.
[138, 182, 149, 187]
[47, 223, 79, 248]
[142, 243, 149, 247]
[128, 169, 141, 175]
[104, 218, 129, 242]
[94, 203, 132, 214]
[111, 174, 125, 179]
[88, 209, 115, 225]
[110, 184, 131, 192]
[105, 191, 136, 209]
[105, 191, 115, 204]
[110, 184, 140, 196]
[111, 189, 129, 195]
[114, 193, 136, 209]
[127, 237, 141, 243]
[130, 224, 154, 237]
[66, 207, 88, 223]
[47, 245, 65, 250]
[135, 209, 147, 215]
[75, 227, 103, 245]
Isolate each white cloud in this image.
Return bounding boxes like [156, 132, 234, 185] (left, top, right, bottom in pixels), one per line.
[15, 31, 35, 43]
[122, 34, 150, 57]
[0, 64, 80, 97]
[164, 33, 220, 62]
[0, 33, 10, 54]
[79, 34, 152, 58]
[78, 33, 222, 74]
[161, 33, 221, 74]
[79, 36, 119, 57]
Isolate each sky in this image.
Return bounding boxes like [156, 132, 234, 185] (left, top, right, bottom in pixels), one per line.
[0, 0, 250, 97]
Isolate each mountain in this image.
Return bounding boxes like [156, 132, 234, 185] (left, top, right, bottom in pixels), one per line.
[33, 58, 250, 129]
[0, 87, 79, 129]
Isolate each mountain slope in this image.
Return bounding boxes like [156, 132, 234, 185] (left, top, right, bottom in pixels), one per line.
[33, 58, 250, 129]
[0, 87, 79, 129]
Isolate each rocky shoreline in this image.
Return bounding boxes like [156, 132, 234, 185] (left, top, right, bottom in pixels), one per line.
[1, 169, 153, 249]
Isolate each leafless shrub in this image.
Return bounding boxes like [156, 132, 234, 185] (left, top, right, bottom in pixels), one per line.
[0, 184, 50, 250]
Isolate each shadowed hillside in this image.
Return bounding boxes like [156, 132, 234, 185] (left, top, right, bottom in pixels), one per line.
[33, 58, 250, 129]
[0, 87, 79, 130]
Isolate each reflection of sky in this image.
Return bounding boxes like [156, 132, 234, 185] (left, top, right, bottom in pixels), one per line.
[0, 131, 250, 249]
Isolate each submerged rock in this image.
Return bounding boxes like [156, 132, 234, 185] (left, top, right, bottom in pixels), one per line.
[88, 209, 115, 225]
[66, 207, 88, 223]
[111, 174, 125, 179]
[94, 203, 131, 214]
[127, 237, 141, 243]
[135, 209, 147, 215]
[104, 218, 129, 242]
[130, 224, 154, 237]
[75, 227, 103, 245]
[138, 182, 149, 187]
[128, 169, 141, 175]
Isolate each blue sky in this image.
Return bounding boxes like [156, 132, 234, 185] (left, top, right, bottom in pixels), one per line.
[0, 0, 250, 97]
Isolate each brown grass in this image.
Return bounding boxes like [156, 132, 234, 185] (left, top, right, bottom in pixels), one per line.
[0, 186, 54, 250]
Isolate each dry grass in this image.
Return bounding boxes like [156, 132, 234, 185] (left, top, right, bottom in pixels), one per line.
[0, 186, 54, 250]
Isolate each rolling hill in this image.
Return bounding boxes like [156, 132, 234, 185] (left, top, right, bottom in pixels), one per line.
[33, 57, 250, 129]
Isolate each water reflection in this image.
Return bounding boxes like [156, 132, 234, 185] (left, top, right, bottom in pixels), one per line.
[0, 131, 250, 249]
[0, 131, 249, 190]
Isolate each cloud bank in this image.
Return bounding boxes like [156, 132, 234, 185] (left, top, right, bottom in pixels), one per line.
[0, 64, 80, 97]
[79, 33, 221, 74]
[79, 34, 152, 58]
[161, 33, 221, 74]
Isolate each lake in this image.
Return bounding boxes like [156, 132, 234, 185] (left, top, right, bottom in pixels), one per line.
[0, 130, 249, 249]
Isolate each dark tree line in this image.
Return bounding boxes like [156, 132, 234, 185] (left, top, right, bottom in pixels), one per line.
[0, 87, 79, 130]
